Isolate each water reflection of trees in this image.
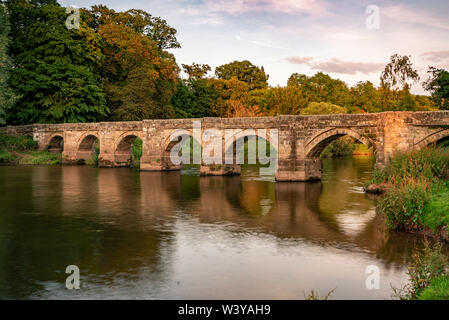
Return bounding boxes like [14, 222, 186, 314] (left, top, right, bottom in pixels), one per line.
[0, 167, 173, 299]
[161, 157, 429, 269]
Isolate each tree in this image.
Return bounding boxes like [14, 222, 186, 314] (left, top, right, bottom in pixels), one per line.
[215, 60, 269, 91]
[423, 67, 449, 110]
[380, 54, 420, 111]
[350, 81, 381, 113]
[288, 72, 351, 109]
[381, 54, 420, 91]
[0, 3, 17, 125]
[300, 102, 347, 115]
[211, 77, 251, 117]
[84, 5, 180, 121]
[171, 78, 218, 118]
[182, 63, 211, 79]
[6, 0, 108, 124]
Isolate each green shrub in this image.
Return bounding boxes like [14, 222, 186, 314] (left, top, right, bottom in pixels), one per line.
[379, 180, 431, 229]
[418, 275, 449, 300]
[0, 133, 37, 151]
[393, 241, 449, 300]
[132, 137, 142, 163]
[18, 151, 61, 165]
[420, 182, 449, 232]
[320, 137, 355, 158]
[379, 148, 449, 184]
[0, 150, 15, 163]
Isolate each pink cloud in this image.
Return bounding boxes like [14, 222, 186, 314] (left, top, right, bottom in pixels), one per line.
[286, 57, 385, 75]
[421, 50, 449, 63]
[204, 0, 329, 16]
[286, 56, 314, 64]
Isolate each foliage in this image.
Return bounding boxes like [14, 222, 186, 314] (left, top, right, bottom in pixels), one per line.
[423, 67, 449, 110]
[374, 148, 449, 230]
[393, 241, 449, 300]
[418, 275, 449, 300]
[379, 179, 431, 229]
[304, 288, 335, 300]
[182, 63, 211, 79]
[349, 81, 381, 113]
[132, 137, 142, 165]
[0, 3, 18, 125]
[215, 60, 269, 91]
[6, 0, 108, 124]
[172, 78, 219, 118]
[83, 5, 180, 121]
[381, 54, 420, 91]
[288, 72, 351, 110]
[379, 55, 422, 111]
[19, 151, 61, 165]
[420, 182, 449, 233]
[320, 137, 355, 158]
[300, 102, 347, 115]
[0, 132, 60, 164]
[0, 132, 38, 151]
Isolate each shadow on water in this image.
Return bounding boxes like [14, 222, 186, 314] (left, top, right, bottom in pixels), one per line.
[0, 157, 434, 299]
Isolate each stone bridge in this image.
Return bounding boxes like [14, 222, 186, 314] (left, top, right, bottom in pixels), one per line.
[2, 111, 449, 181]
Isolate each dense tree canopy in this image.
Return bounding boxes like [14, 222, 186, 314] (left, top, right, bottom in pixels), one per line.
[423, 67, 449, 110]
[215, 60, 269, 91]
[83, 5, 180, 120]
[6, 0, 108, 124]
[0, 3, 17, 124]
[0, 0, 447, 126]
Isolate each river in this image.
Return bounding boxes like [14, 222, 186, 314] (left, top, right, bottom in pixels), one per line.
[0, 157, 425, 299]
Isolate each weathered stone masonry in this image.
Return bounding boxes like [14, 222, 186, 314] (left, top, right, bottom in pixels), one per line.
[1, 111, 449, 181]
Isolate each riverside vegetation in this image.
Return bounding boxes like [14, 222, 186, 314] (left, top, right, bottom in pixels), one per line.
[365, 144, 449, 300]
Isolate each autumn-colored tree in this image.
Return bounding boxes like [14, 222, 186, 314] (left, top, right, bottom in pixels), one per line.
[211, 77, 251, 117]
[349, 81, 381, 113]
[300, 102, 347, 115]
[262, 86, 305, 115]
[84, 5, 180, 120]
[182, 63, 211, 79]
[215, 60, 269, 91]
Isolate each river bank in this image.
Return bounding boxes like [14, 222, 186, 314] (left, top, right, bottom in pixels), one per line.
[365, 147, 449, 242]
[0, 132, 61, 165]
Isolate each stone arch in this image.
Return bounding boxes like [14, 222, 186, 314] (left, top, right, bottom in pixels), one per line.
[305, 128, 373, 158]
[47, 134, 64, 153]
[114, 132, 143, 167]
[224, 129, 278, 166]
[162, 129, 201, 170]
[76, 133, 100, 163]
[414, 129, 449, 149]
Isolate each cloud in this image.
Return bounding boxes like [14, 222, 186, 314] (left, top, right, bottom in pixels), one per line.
[203, 0, 329, 16]
[286, 56, 314, 64]
[285, 57, 385, 75]
[382, 5, 449, 31]
[421, 50, 449, 63]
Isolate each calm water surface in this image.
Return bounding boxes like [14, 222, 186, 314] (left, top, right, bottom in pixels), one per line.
[0, 157, 426, 299]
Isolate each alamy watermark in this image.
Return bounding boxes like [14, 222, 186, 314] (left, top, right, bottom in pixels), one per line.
[65, 265, 80, 290]
[366, 5, 380, 30]
[65, 6, 80, 30]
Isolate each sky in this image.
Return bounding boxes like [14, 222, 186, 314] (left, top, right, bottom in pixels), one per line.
[59, 0, 449, 94]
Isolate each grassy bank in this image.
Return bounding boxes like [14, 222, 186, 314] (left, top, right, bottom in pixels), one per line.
[393, 241, 449, 300]
[367, 147, 449, 239]
[0, 132, 61, 165]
